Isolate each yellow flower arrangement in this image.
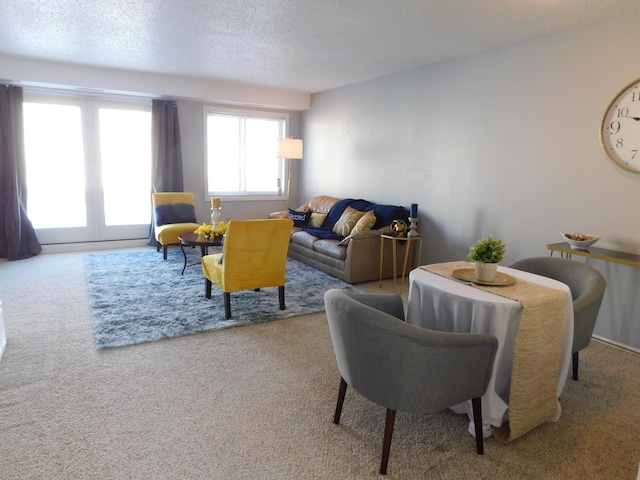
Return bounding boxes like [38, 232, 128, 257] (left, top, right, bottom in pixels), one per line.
[194, 221, 228, 238]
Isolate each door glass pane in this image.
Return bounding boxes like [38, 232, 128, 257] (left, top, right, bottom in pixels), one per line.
[23, 103, 87, 229]
[99, 108, 151, 225]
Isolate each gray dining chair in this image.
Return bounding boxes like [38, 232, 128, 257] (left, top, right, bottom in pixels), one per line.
[323, 289, 498, 475]
[509, 256, 607, 381]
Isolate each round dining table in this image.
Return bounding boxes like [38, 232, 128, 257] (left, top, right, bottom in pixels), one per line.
[406, 264, 574, 438]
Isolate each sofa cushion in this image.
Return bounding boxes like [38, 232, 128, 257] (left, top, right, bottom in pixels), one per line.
[309, 212, 327, 228]
[290, 231, 318, 249]
[304, 195, 341, 214]
[313, 239, 347, 260]
[288, 209, 311, 227]
[332, 207, 366, 236]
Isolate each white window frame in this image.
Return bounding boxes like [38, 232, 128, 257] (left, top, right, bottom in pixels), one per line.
[203, 106, 289, 201]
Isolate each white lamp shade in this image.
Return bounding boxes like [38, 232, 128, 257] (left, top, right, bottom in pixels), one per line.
[277, 138, 303, 159]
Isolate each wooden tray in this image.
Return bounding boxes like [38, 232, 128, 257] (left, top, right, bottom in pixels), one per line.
[452, 268, 516, 286]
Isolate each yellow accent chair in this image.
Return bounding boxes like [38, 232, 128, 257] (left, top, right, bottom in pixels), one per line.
[202, 219, 294, 319]
[151, 192, 201, 260]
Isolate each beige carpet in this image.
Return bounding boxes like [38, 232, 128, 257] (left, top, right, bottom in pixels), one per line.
[1, 249, 639, 479]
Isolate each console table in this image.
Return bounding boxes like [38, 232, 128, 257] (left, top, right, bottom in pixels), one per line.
[547, 242, 640, 268]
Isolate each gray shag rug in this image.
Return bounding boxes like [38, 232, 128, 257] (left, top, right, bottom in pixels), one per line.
[85, 248, 359, 349]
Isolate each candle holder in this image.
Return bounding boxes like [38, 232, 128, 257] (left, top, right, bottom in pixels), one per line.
[407, 217, 419, 237]
[211, 207, 222, 226]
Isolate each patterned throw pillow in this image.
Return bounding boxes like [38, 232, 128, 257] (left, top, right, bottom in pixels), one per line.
[288, 209, 311, 227]
[352, 210, 376, 234]
[332, 207, 366, 236]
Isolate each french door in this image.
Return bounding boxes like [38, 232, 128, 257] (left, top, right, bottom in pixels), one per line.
[23, 93, 152, 244]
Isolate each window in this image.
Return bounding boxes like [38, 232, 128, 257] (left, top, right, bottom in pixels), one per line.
[23, 93, 151, 244]
[205, 107, 287, 198]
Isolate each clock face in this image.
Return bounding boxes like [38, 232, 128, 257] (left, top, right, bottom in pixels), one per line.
[600, 78, 640, 173]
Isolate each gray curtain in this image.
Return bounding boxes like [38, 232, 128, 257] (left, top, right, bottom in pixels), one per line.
[147, 99, 185, 246]
[0, 84, 42, 260]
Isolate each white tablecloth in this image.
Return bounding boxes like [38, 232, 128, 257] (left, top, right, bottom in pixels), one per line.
[406, 265, 574, 437]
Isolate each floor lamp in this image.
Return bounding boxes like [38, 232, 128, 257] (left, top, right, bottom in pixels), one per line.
[276, 137, 303, 211]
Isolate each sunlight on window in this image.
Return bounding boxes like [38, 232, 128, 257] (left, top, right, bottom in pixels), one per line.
[206, 111, 284, 196]
[23, 103, 87, 229]
[99, 108, 151, 225]
[207, 116, 241, 192]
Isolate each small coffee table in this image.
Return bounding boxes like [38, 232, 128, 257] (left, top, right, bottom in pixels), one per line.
[178, 232, 223, 275]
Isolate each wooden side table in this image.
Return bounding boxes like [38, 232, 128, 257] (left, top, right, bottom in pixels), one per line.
[379, 234, 423, 290]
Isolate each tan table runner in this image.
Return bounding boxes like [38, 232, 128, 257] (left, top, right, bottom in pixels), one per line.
[420, 261, 568, 442]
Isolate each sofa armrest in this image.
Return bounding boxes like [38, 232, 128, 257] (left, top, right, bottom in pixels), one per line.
[268, 210, 289, 219]
[343, 228, 415, 284]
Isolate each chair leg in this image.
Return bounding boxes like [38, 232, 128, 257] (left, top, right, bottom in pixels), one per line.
[572, 351, 579, 381]
[472, 397, 484, 455]
[205, 279, 212, 299]
[163, 245, 168, 260]
[156, 241, 160, 252]
[224, 292, 231, 319]
[278, 285, 285, 310]
[380, 409, 396, 475]
[333, 377, 348, 425]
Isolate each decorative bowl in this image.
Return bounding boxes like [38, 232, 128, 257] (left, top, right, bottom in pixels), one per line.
[561, 232, 600, 250]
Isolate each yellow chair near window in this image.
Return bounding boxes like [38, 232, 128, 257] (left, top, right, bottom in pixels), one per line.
[151, 192, 201, 260]
[201, 219, 293, 319]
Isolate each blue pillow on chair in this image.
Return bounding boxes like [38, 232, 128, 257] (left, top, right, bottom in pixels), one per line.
[154, 203, 197, 226]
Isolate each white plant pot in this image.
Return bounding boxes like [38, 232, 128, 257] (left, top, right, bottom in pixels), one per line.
[475, 262, 498, 282]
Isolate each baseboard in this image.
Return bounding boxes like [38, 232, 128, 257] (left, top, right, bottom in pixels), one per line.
[593, 335, 640, 354]
[41, 239, 149, 254]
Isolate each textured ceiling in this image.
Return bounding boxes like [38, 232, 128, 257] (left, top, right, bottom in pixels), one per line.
[1, 0, 640, 94]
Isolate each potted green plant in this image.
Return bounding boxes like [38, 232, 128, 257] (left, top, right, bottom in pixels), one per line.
[468, 235, 506, 281]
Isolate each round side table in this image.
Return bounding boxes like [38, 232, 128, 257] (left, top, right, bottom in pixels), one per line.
[177, 232, 223, 275]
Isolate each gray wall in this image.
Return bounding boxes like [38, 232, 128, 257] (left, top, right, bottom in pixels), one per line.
[301, 16, 640, 351]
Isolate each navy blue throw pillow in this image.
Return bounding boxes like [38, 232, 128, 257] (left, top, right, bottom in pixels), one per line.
[154, 203, 197, 226]
[288, 209, 311, 227]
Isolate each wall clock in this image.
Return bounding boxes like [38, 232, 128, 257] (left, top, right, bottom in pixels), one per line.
[600, 77, 640, 173]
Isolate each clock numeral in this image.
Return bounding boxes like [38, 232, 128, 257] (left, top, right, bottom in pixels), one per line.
[633, 92, 640, 102]
[616, 107, 629, 117]
[610, 121, 621, 134]
[632, 150, 638, 160]
[616, 138, 624, 148]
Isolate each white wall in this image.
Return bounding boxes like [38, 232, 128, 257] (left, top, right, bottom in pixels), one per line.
[302, 15, 640, 350]
[0, 54, 310, 110]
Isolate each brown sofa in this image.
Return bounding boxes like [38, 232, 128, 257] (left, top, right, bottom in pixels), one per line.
[270, 195, 415, 284]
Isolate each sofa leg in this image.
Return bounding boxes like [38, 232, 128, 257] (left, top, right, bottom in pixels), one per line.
[224, 292, 231, 319]
[572, 351, 579, 381]
[156, 241, 160, 252]
[163, 245, 168, 260]
[205, 279, 212, 299]
[278, 285, 285, 310]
